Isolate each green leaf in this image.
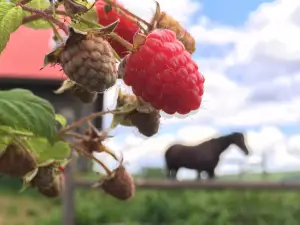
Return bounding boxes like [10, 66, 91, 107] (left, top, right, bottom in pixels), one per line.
[55, 114, 67, 128]
[0, 2, 14, 20]
[0, 125, 34, 137]
[70, 6, 100, 31]
[0, 89, 57, 143]
[26, 138, 71, 163]
[0, 5, 23, 54]
[23, 0, 52, 29]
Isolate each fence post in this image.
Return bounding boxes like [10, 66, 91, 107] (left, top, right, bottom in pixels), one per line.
[62, 155, 76, 225]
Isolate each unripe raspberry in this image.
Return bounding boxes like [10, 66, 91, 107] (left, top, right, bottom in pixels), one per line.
[0, 144, 37, 178]
[59, 29, 118, 93]
[113, 91, 160, 136]
[30, 163, 64, 198]
[149, 2, 196, 54]
[154, 12, 196, 54]
[129, 109, 160, 137]
[101, 165, 135, 200]
[70, 83, 98, 103]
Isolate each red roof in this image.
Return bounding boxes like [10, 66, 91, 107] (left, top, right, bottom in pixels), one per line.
[0, 26, 67, 80]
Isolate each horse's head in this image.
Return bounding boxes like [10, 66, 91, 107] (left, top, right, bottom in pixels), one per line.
[230, 132, 250, 155]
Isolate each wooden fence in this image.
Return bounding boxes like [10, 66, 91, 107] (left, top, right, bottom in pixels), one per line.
[61, 163, 300, 225]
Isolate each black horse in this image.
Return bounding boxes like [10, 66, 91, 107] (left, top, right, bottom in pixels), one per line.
[164, 132, 250, 180]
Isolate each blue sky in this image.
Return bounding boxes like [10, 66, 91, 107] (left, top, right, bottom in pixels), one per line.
[200, 0, 275, 26]
[96, 0, 300, 178]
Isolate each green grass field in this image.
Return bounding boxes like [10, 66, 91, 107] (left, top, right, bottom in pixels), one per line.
[1, 170, 300, 225]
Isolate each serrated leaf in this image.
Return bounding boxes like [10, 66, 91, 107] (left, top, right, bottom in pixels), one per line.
[26, 138, 71, 163]
[70, 6, 99, 31]
[0, 5, 23, 54]
[0, 89, 57, 143]
[0, 2, 14, 20]
[55, 114, 67, 128]
[23, 0, 52, 29]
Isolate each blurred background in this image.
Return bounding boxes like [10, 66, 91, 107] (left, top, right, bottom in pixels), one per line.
[2, 0, 300, 224]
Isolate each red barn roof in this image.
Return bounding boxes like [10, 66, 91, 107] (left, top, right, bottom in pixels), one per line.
[0, 26, 67, 81]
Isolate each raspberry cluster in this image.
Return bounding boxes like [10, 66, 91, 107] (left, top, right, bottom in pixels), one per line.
[93, 0, 204, 115]
[30, 0, 206, 200]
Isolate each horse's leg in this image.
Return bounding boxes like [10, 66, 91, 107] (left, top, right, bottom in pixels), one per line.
[166, 167, 171, 179]
[170, 168, 178, 180]
[196, 170, 202, 180]
[207, 169, 215, 179]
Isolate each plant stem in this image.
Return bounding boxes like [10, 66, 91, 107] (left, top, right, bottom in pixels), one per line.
[22, 7, 133, 54]
[102, 0, 151, 28]
[108, 4, 148, 34]
[49, 21, 64, 43]
[69, 143, 112, 175]
[57, 10, 133, 52]
[57, 109, 115, 136]
[18, 0, 33, 5]
[19, 4, 69, 35]
[64, 132, 88, 140]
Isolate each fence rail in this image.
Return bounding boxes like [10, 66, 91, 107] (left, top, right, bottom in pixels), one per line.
[75, 179, 300, 190]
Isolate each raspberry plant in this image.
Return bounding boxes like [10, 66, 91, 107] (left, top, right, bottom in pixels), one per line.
[0, 0, 204, 200]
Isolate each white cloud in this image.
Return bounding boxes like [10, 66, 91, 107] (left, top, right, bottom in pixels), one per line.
[118, 0, 201, 25]
[98, 0, 300, 175]
[171, 0, 300, 127]
[94, 124, 300, 178]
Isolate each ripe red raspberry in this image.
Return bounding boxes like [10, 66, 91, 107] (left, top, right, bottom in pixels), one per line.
[95, 0, 139, 58]
[123, 29, 205, 115]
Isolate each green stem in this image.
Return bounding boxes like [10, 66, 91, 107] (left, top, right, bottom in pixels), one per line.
[55, 10, 133, 52]
[79, 18, 133, 52]
[49, 21, 64, 43]
[69, 143, 112, 175]
[102, 0, 151, 28]
[18, 0, 33, 5]
[57, 107, 133, 137]
[18, 4, 69, 35]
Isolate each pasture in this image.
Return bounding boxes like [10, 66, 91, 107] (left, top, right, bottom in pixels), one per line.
[1, 171, 300, 225]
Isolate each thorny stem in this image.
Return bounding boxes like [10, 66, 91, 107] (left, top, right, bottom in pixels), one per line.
[22, 3, 60, 24]
[57, 105, 136, 136]
[86, 121, 119, 161]
[57, 109, 118, 136]
[62, 14, 121, 61]
[69, 143, 112, 175]
[64, 132, 88, 140]
[18, 4, 69, 35]
[18, 0, 33, 5]
[22, 7, 133, 55]
[56, 10, 133, 52]
[22, 14, 43, 24]
[107, 4, 148, 34]
[102, 0, 151, 29]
